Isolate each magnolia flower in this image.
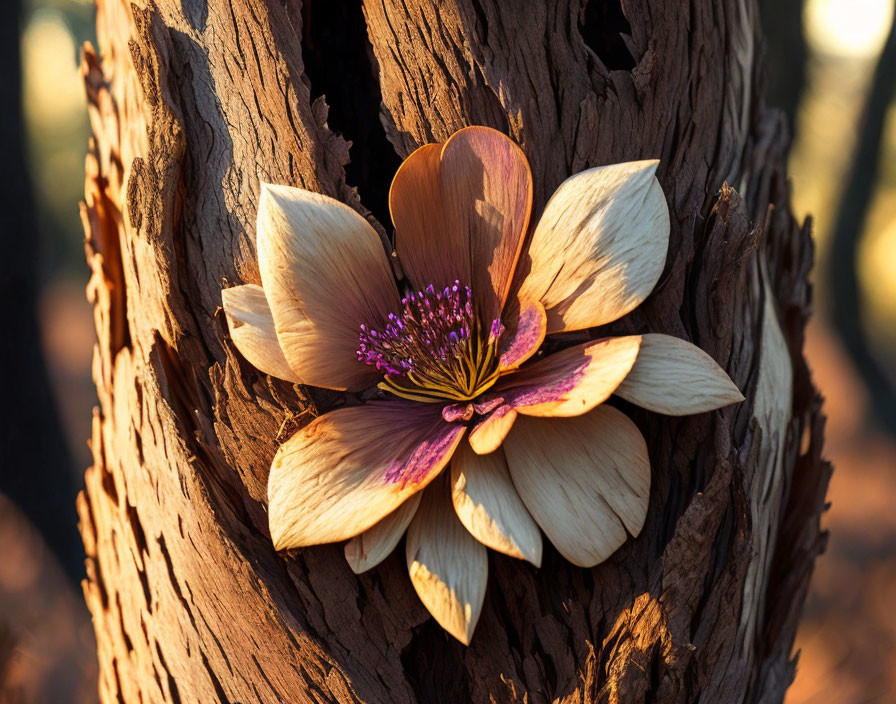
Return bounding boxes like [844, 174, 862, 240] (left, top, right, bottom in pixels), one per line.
[222, 126, 742, 644]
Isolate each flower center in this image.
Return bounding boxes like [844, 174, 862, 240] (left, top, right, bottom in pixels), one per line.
[357, 281, 503, 403]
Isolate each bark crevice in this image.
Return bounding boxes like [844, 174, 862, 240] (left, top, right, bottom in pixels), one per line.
[579, 0, 637, 72]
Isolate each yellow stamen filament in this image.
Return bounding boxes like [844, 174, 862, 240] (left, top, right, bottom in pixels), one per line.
[359, 282, 504, 404]
[378, 331, 501, 403]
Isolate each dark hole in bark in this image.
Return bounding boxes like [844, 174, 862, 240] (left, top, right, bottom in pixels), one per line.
[301, 0, 402, 227]
[400, 619, 471, 703]
[579, 0, 637, 71]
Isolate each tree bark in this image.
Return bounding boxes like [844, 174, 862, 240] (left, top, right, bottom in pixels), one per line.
[78, 1, 830, 702]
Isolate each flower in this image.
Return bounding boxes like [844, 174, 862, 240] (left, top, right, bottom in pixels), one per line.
[222, 126, 743, 644]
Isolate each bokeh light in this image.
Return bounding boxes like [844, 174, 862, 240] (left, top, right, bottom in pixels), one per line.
[805, 0, 894, 57]
[22, 9, 84, 130]
[22, 5, 91, 278]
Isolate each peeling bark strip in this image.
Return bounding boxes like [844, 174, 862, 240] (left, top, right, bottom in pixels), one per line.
[78, 0, 829, 702]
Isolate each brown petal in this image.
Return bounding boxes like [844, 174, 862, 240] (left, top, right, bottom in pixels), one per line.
[439, 127, 533, 322]
[391, 128, 533, 322]
[389, 143, 466, 291]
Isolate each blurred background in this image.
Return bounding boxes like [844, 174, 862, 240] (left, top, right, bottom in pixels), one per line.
[1, 0, 895, 701]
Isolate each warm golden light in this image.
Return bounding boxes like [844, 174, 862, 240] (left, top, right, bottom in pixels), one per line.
[805, 0, 894, 57]
[860, 203, 896, 322]
[22, 9, 84, 130]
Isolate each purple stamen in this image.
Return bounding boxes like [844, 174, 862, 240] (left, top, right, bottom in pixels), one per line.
[357, 280, 508, 402]
[489, 318, 505, 344]
[357, 280, 477, 378]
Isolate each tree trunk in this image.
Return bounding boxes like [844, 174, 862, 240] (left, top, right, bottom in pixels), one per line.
[78, 0, 830, 702]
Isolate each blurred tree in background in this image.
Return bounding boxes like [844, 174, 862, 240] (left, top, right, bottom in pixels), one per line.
[1, 0, 83, 585]
[829, 15, 896, 438]
[24, 0, 95, 281]
[1, 1, 98, 701]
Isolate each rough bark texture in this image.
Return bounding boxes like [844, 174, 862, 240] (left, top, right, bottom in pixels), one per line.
[78, 1, 830, 702]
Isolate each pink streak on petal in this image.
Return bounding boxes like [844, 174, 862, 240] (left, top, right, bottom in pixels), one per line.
[473, 397, 504, 415]
[489, 336, 641, 417]
[497, 359, 588, 408]
[442, 403, 474, 423]
[472, 402, 515, 434]
[380, 402, 467, 486]
[267, 400, 466, 549]
[498, 299, 547, 370]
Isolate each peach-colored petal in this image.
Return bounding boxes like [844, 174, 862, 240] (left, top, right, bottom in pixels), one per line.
[614, 334, 744, 414]
[450, 443, 542, 565]
[344, 493, 421, 574]
[515, 160, 670, 333]
[221, 284, 301, 383]
[468, 405, 517, 455]
[406, 480, 488, 645]
[497, 298, 547, 371]
[440, 127, 533, 321]
[267, 402, 465, 550]
[257, 183, 400, 391]
[392, 127, 533, 322]
[389, 143, 463, 290]
[503, 408, 650, 567]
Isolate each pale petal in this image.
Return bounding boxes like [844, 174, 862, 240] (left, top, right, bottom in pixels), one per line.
[614, 333, 744, 414]
[497, 298, 547, 371]
[450, 443, 542, 565]
[468, 405, 517, 455]
[221, 284, 300, 383]
[268, 402, 465, 550]
[516, 160, 670, 333]
[492, 336, 642, 417]
[392, 128, 533, 322]
[406, 481, 488, 645]
[344, 493, 421, 573]
[257, 183, 400, 391]
[503, 408, 650, 567]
